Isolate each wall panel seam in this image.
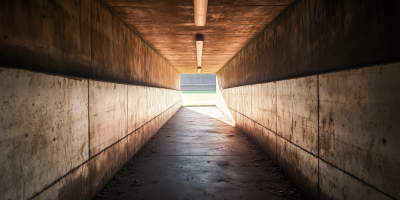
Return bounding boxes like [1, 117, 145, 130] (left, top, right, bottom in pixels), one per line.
[219, 91, 396, 200]
[97, 0, 179, 75]
[318, 158, 395, 200]
[27, 100, 181, 200]
[275, 81, 277, 160]
[88, 79, 91, 158]
[231, 107, 318, 158]
[317, 75, 320, 200]
[126, 85, 129, 159]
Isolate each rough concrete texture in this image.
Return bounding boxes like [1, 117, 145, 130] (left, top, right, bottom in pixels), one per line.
[262, 127, 277, 161]
[0, 0, 180, 90]
[252, 82, 276, 132]
[276, 137, 318, 199]
[217, 0, 400, 89]
[89, 80, 127, 157]
[318, 161, 390, 200]
[277, 76, 318, 155]
[33, 103, 182, 200]
[216, 63, 400, 199]
[94, 107, 306, 200]
[0, 67, 89, 200]
[0, 67, 182, 200]
[127, 85, 140, 133]
[32, 162, 90, 200]
[102, 0, 295, 73]
[319, 63, 400, 199]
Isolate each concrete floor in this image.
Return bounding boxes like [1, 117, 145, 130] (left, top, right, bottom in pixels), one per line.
[94, 107, 305, 200]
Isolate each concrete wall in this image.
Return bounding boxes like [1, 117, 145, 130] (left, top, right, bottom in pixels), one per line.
[0, 0, 180, 90]
[0, 67, 182, 200]
[216, 62, 400, 199]
[216, 0, 400, 89]
[0, 0, 182, 199]
[216, 0, 399, 199]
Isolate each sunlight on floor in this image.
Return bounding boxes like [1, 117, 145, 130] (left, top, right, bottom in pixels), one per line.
[182, 91, 216, 106]
[185, 106, 235, 126]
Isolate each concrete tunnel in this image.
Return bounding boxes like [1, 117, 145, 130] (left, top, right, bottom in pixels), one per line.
[0, 0, 399, 199]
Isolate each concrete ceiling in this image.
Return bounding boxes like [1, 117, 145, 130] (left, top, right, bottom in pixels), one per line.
[102, 0, 295, 74]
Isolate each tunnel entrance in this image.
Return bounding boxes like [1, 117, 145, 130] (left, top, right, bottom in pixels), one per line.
[181, 74, 217, 106]
[1, 0, 399, 199]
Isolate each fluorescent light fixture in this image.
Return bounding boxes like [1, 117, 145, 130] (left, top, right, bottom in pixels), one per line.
[196, 40, 203, 67]
[194, 0, 208, 26]
[196, 34, 204, 74]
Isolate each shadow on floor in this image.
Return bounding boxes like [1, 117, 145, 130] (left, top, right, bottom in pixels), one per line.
[94, 107, 306, 200]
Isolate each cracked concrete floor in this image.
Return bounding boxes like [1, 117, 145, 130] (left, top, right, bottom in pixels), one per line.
[94, 107, 305, 200]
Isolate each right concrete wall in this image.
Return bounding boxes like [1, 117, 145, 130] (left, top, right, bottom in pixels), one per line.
[217, 0, 400, 89]
[216, 0, 400, 199]
[217, 63, 400, 199]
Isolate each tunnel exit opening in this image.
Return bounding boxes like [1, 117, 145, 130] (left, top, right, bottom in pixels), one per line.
[181, 74, 217, 106]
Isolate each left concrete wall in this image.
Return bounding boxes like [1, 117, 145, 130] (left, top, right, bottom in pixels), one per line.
[0, 67, 182, 200]
[0, 0, 180, 90]
[0, 0, 182, 199]
[0, 67, 89, 200]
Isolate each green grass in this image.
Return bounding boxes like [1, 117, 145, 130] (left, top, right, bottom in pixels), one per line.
[182, 91, 216, 94]
[182, 91, 216, 106]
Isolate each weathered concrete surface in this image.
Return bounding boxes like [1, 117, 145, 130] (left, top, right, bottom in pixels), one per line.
[0, 67, 89, 200]
[1, 0, 183, 199]
[217, 62, 400, 200]
[0, 0, 180, 90]
[319, 161, 391, 200]
[146, 87, 158, 122]
[102, 0, 295, 73]
[32, 162, 90, 200]
[33, 136, 129, 200]
[217, 0, 400, 89]
[137, 86, 148, 129]
[319, 63, 400, 199]
[242, 86, 253, 118]
[0, 0, 92, 77]
[0, 67, 181, 200]
[252, 82, 276, 132]
[32, 97, 181, 200]
[276, 137, 318, 199]
[127, 86, 177, 135]
[277, 76, 318, 155]
[236, 98, 318, 199]
[91, 0, 180, 89]
[89, 80, 127, 157]
[91, 0, 125, 82]
[94, 107, 305, 200]
[127, 85, 139, 133]
[85, 137, 129, 199]
[34, 99, 180, 200]
[262, 127, 277, 161]
[128, 101, 182, 159]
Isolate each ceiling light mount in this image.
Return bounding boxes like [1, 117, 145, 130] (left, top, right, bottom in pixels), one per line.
[196, 34, 204, 72]
[197, 67, 201, 73]
[194, 0, 208, 26]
